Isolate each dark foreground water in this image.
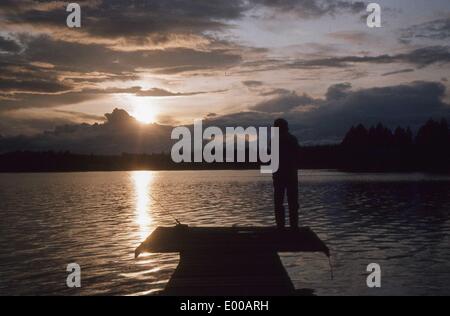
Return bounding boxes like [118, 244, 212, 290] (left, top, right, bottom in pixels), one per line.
[0, 170, 449, 296]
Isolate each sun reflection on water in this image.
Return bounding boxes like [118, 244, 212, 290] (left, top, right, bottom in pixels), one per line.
[131, 171, 155, 241]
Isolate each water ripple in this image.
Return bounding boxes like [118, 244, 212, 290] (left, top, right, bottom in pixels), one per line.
[0, 170, 449, 295]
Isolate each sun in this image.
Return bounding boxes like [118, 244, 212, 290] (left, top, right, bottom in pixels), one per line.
[132, 104, 157, 124]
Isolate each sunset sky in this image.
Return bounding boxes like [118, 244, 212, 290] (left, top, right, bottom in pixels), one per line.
[1, 0, 450, 153]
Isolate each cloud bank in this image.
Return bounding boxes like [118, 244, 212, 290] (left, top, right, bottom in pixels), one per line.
[2, 81, 449, 153]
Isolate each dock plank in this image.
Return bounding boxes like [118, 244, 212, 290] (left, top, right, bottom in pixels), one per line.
[135, 226, 329, 296]
[135, 226, 329, 257]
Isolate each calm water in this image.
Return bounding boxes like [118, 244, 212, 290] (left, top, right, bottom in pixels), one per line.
[0, 170, 450, 296]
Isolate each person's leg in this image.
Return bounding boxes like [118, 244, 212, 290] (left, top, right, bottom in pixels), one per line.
[273, 177, 286, 229]
[286, 174, 299, 228]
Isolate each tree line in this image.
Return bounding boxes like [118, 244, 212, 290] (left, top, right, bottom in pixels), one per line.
[342, 119, 449, 148]
[1, 119, 449, 172]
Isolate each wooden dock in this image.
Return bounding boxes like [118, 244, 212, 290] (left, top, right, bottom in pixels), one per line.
[135, 226, 329, 296]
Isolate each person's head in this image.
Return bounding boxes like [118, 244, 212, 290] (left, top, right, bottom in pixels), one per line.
[274, 118, 289, 134]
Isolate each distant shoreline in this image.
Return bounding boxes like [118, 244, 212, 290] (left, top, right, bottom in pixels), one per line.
[2, 119, 449, 173]
[1, 149, 449, 174]
[1, 169, 449, 175]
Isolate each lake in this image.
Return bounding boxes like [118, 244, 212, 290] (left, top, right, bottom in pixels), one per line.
[0, 170, 450, 296]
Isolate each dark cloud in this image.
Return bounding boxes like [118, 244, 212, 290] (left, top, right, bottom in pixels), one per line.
[0, 0, 375, 117]
[325, 82, 352, 100]
[68, 73, 139, 84]
[212, 81, 450, 144]
[0, 36, 22, 53]
[82, 86, 227, 97]
[0, 0, 448, 148]
[322, 81, 447, 117]
[0, 108, 105, 136]
[0, 34, 236, 110]
[0, 34, 241, 109]
[400, 46, 450, 67]
[251, 0, 366, 18]
[84, 1, 246, 39]
[0, 81, 67, 95]
[242, 80, 264, 88]
[53, 110, 106, 122]
[1, 1, 367, 43]
[0, 115, 84, 137]
[138, 88, 227, 97]
[289, 46, 450, 69]
[0, 108, 174, 154]
[259, 88, 291, 96]
[382, 69, 415, 77]
[250, 92, 318, 113]
[400, 18, 450, 43]
[19, 35, 241, 75]
[1, 0, 247, 44]
[0, 90, 105, 112]
[0, 58, 74, 95]
[0, 82, 228, 112]
[0, 87, 225, 112]
[239, 46, 450, 74]
[0, 77, 71, 94]
[1, 81, 449, 150]
[206, 110, 276, 128]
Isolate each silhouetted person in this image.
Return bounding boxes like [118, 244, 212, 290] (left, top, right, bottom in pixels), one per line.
[273, 118, 300, 229]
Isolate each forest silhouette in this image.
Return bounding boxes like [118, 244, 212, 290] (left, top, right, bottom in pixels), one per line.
[1, 119, 449, 172]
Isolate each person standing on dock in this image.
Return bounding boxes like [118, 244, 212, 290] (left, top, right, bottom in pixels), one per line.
[273, 119, 301, 229]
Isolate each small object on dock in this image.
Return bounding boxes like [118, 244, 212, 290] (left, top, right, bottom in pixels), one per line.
[135, 226, 329, 296]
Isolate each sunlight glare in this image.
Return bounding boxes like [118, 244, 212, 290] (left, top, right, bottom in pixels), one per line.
[132, 104, 157, 124]
[132, 171, 155, 241]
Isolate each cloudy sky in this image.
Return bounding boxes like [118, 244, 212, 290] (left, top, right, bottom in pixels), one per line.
[1, 0, 450, 153]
